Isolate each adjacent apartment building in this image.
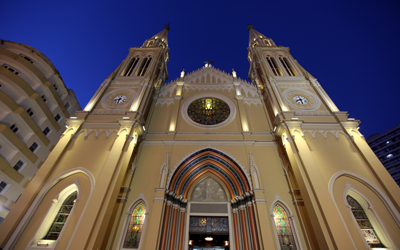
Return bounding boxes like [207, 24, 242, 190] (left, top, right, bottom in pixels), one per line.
[367, 124, 400, 186]
[0, 40, 81, 222]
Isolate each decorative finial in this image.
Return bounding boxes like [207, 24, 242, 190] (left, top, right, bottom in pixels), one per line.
[180, 69, 185, 78]
[204, 60, 213, 67]
[164, 24, 170, 31]
[232, 68, 237, 78]
[247, 24, 253, 31]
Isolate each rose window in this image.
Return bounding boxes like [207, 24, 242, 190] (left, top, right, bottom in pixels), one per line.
[187, 98, 230, 125]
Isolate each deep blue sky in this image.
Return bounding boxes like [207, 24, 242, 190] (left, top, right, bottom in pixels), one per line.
[2, 0, 400, 138]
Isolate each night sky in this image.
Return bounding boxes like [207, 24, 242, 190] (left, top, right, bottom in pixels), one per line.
[2, 0, 400, 138]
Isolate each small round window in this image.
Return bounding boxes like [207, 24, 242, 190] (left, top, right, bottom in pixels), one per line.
[187, 98, 230, 125]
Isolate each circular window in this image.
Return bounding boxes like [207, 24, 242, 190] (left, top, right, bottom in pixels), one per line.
[188, 98, 230, 125]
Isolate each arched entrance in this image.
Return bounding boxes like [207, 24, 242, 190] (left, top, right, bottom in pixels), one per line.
[158, 149, 260, 250]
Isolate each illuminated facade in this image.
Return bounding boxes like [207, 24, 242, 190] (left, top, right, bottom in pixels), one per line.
[0, 25, 399, 250]
[0, 40, 81, 222]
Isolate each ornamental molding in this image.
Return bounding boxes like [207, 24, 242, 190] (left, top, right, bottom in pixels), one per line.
[249, 152, 260, 175]
[294, 110, 330, 116]
[159, 151, 170, 174]
[183, 85, 234, 92]
[142, 140, 275, 147]
[155, 98, 174, 107]
[91, 109, 128, 115]
[300, 129, 351, 141]
[278, 83, 312, 89]
[244, 99, 262, 107]
[73, 128, 119, 140]
[166, 145, 251, 190]
[181, 92, 237, 130]
[159, 84, 176, 97]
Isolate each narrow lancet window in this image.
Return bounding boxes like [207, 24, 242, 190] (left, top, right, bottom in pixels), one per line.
[43, 191, 77, 240]
[346, 195, 386, 248]
[123, 202, 146, 248]
[122, 56, 140, 76]
[273, 204, 297, 250]
[266, 56, 282, 76]
[279, 57, 296, 76]
[136, 57, 152, 76]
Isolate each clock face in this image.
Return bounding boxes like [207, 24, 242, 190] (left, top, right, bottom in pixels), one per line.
[283, 89, 320, 110]
[113, 95, 127, 104]
[103, 90, 136, 109]
[293, 96, 308, 105]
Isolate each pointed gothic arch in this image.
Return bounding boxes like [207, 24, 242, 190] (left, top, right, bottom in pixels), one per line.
[118, 194, 149, 250]
[270, 197, 303, 250]
[159, 148, 260, 250]
[345, 188, 397, 249]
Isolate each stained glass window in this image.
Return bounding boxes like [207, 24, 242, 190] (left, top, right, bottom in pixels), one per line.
[187, 98, 230, 125]
[273, 204, 297, 250]
[43, 191, 77, 240]
[124, 202, 146, 248]
[346, 195, 385, 248]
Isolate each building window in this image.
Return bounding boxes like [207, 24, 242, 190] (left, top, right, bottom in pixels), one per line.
[264, 39, 271, 46]
[53, 83, 58, 91]
[123, 202, 146, 248]
[279, 57, 296, 76]
[0, 181, 9, 194]
[122, 56, 140, 76]
[20, 54, 34, 63]
[42, 95, 47, 103]
[147, 40, 154, 47]
[2, 64, 19, 75]
[10, 124, 19, 133]
[387, 154, 393, 159]
[27, 108, 34, 116]
[273, 204, 298, 250]
[42, 191, 78, 240]
[54, 114, 61, 122]
[13, 160, 25, 172]
[266, 56, 282, 76]
[346, 195, 386, 248]
[64, 102, 71, 110]
[188, 98, 230, 125]
[136, 57, 152, 76]
[43, 127, 51, 136]
[29, 142, 39, 152]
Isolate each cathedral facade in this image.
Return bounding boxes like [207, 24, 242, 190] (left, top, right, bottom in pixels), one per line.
[0, 25, 399, 250]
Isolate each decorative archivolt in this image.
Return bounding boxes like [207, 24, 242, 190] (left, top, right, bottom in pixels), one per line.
[166, 146, 251, 189]
[240, 83, 258, 97]
[61, 126, 78, 137]
[347, 128, 364, 140]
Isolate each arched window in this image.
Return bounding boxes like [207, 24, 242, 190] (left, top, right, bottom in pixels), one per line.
[136, 56, 152, 76]
[264, 39, 271, 46]
[30, 184, 79, 248]
[42, 191, 77, 240]
[266, 56, 282, 76]
[123, 202, 146, 248]
[273, 204, 298, 250]
[122, 56, 140, 76]
[147, 40, 154, 47]
[346, 195, 386, 248]
[278, 57, 296, 76]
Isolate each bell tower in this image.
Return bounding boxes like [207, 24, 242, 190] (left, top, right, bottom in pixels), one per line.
[0, 26, 170, 250]
[247, 24, 400, 249]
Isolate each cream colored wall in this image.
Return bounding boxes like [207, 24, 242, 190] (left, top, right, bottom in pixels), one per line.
[332, 176, 400, 249]
[304, 132, 385, 191]
[244, 103, 271, 132]
[13, 172, 91, 249]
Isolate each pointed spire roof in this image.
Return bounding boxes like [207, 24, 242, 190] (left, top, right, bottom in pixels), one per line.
[142, 25, 169, 48]
[247, 24, 276, 48]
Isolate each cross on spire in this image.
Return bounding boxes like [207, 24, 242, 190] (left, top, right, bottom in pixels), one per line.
[203, 60, 213, 67]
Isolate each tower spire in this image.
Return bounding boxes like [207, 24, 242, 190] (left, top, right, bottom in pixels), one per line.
[248, 24, 276, 47]
[142, 25, 169, 48]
